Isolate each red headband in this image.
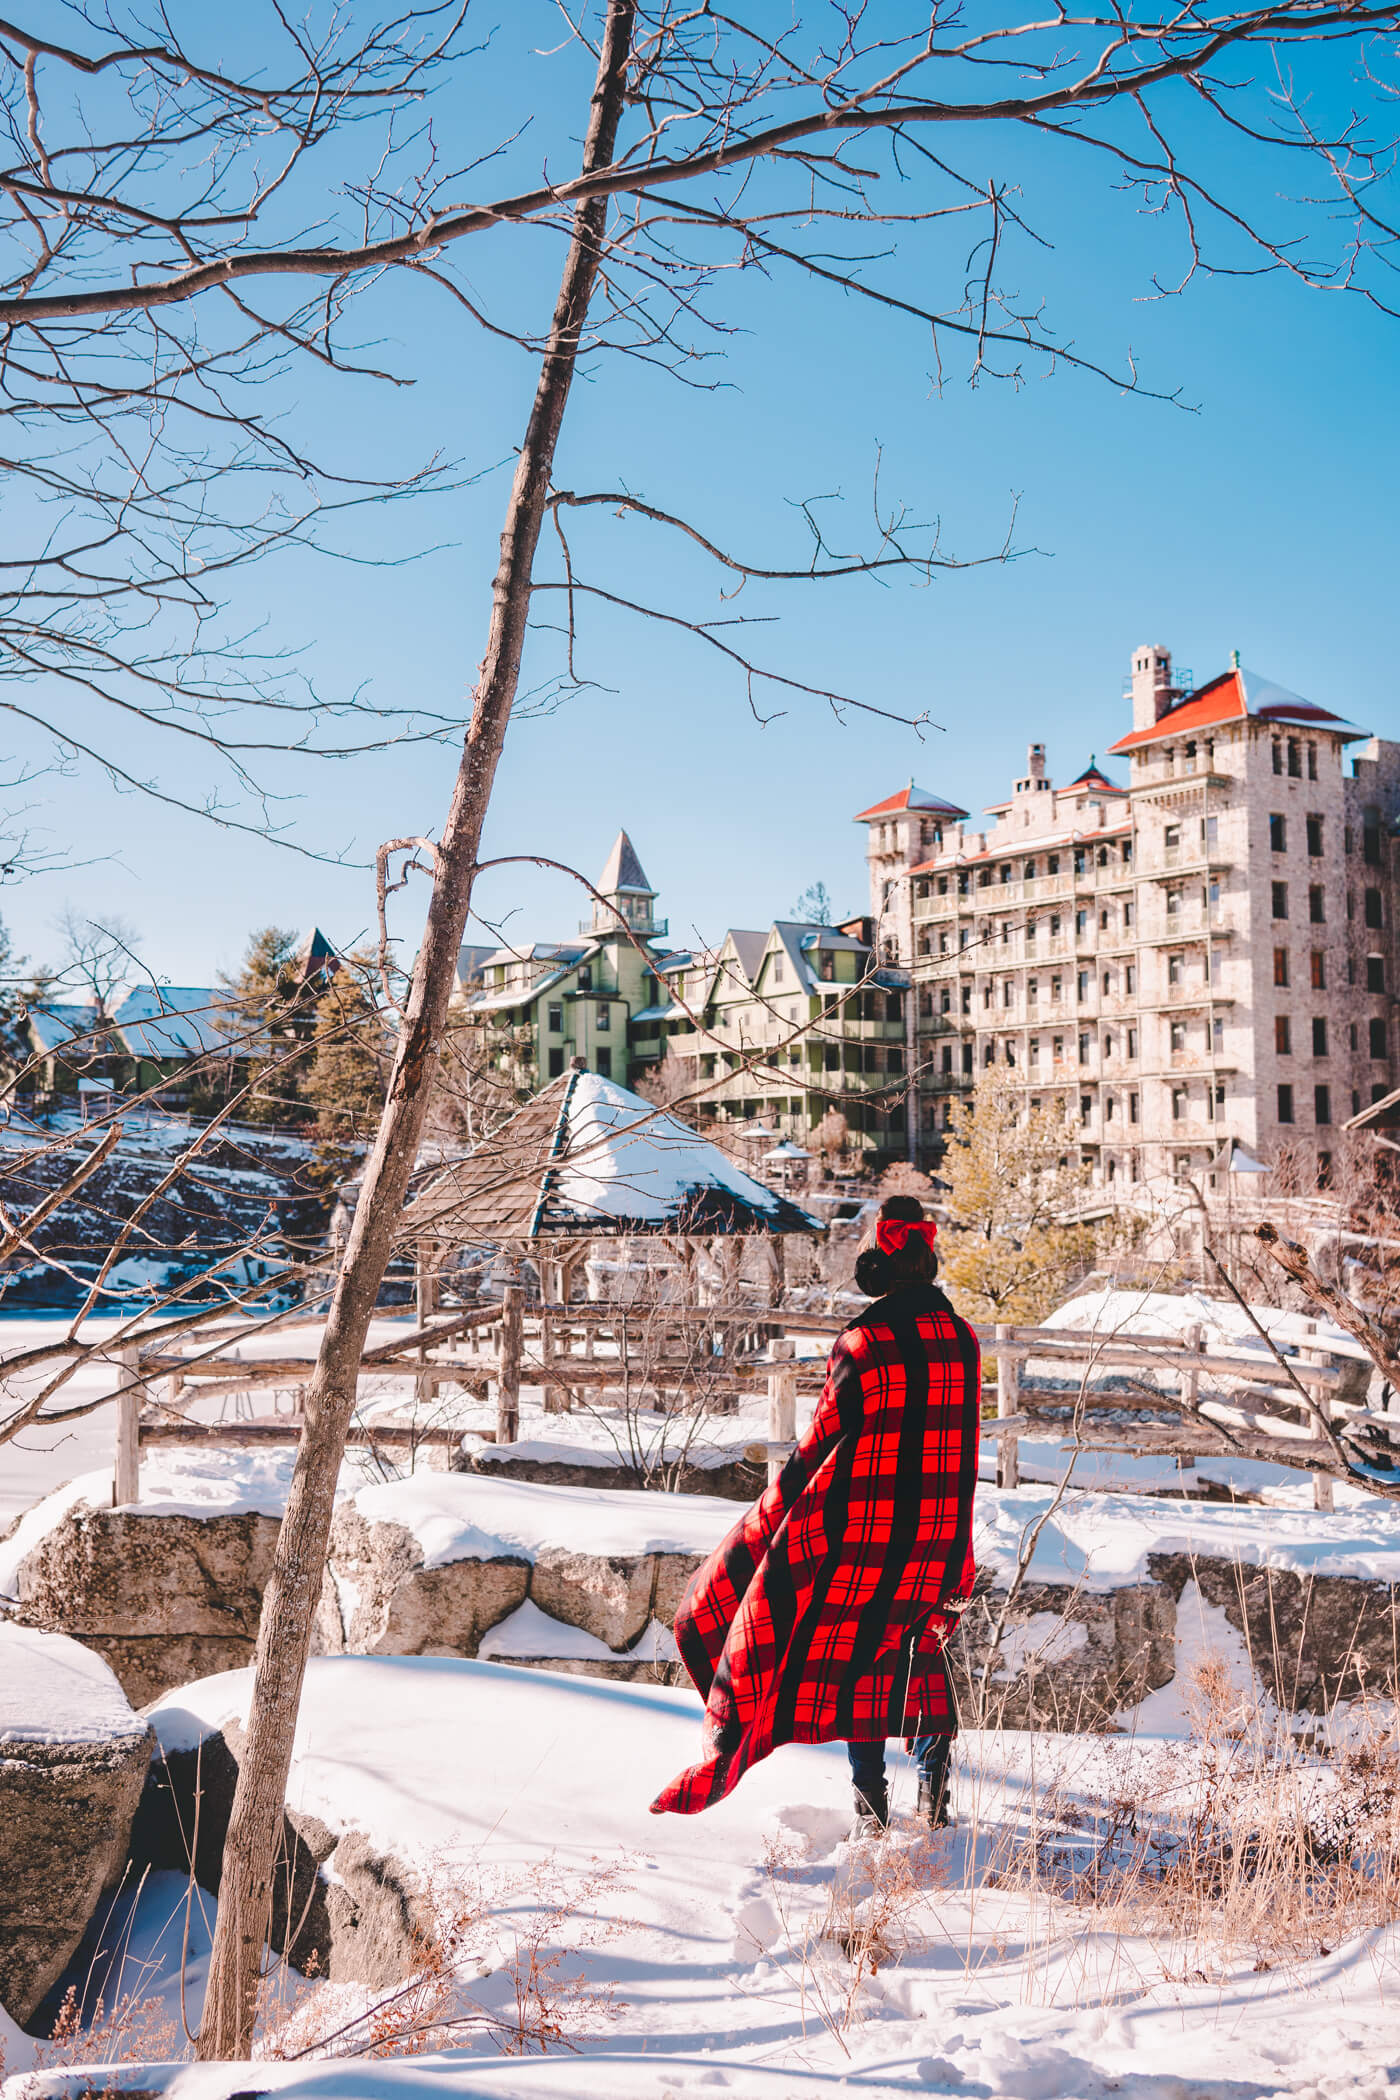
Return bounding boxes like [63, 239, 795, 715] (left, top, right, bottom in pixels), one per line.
[875, 1218, 938, 1255]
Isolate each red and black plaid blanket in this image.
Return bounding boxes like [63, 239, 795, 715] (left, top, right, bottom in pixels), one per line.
[650, 1282, 980, 1816]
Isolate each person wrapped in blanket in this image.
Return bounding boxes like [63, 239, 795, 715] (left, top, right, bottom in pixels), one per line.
[651, 1194, 980, 1833]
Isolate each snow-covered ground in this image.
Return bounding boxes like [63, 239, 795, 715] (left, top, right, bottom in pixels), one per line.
[7, 1651, 1400, 2100]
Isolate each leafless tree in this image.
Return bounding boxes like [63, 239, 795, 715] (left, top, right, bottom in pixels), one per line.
[52, 908, 139, 1015]
[2, 0, 1396, 2054]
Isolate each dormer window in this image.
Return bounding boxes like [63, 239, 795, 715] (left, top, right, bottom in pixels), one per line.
[773, 955, 784, 984]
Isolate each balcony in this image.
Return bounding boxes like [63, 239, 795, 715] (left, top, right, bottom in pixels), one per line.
[578, 914, 668, 937]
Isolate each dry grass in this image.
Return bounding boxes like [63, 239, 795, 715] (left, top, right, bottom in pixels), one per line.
[982, 1652, 1400, 1978]
[256, 1852, 630, 2062]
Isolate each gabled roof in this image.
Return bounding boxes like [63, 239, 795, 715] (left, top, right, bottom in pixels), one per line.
[113, 986, 232, 1060]
[1108, 666, 1364, 754]
[717, 929, 769, 988]
[26, 1002, 112, 1056]
[1066, 756, 1125, 794]
[854, 781, 969, 823]
[597, 828, 655, 897]
[455, 944, 495, 988]
[399, 1068, 826, 1240]
[294, 927, 338, 982]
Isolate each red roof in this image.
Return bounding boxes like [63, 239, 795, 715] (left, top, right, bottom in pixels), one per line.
[854, 781, 969, 822]
[1108, 667, 1360, 754]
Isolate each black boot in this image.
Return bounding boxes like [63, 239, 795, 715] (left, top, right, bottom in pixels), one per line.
[850, 1782, 889, 1838]
[917, 1741, 953, 1828]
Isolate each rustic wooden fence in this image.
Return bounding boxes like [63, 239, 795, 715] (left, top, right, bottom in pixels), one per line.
[111, 1290, 1391, 1508]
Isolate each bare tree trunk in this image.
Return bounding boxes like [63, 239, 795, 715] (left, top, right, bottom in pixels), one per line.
[196, 4, 637, 2058]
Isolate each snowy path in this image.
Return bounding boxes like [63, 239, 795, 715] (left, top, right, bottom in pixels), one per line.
[7, 1657, 1400, 2099]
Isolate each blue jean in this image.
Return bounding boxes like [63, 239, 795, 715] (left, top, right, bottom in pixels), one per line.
[847, 1733, 952, 1802]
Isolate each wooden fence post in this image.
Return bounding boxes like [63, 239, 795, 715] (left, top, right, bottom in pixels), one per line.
[1300, 1319, 1335, 1511]
[114, 1345, 142, 1506]
[1178, 1322, 1201, 1476]
[767, 1367, 796, 1487]
[995, 1322, 1020, 1491]
[497, 1284, 522, 1446]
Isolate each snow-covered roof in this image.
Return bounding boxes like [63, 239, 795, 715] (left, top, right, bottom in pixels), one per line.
[25, 1002, 108, 1054]
[854, 781, 969, 822]
[400, 1068, 827, 1240]
[113, 985, 232, 1060]
[1108, 665, 1364, 754]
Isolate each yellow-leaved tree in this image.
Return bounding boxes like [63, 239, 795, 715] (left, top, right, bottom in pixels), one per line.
[939, 1066, 1099, 1324]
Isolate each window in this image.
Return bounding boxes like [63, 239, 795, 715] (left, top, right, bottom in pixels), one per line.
[1275, 1015, 1291, 1055]
[1003, 981, 1014, 1008]
[1277, 1083, 1295, 1124]
[1269, 813, 1287, 853]
[1272, 881, 1289, 920]
[984, 1042, 995, 1066]
[1028, 978, 1039, 1004]
[1077, 970, 1090, 1002]
[1365, 887, 1384, 929]
[1168, 952, 1183, 986]
[596, 1045, 612, 1077]
[1364, 821, 1382, 866]
[978, 866, 992, 888]
[1102, 971, 1112, 995]
[1203, 816, 1218, 849]
[1172, 1087, 1187, 1121]
[1050, 914, 1061, 936]
[1025, 918, 1037, 944]
[1165, 823, 1182, 851]
[1370, 1017, 1388, 1060]
[1307, 745, 1318, 781]
[1005, 1041, 1016, 1066]
[1099, 907, 1110, 930]
[939, 987, 952, 1015]
[1313, 1017, 1328, 1056]
[1310, 950, 1326, 990]
[999, 864, 1011, 884]
[1081, 1095, 1093, 1122]
[1024, 859, 1036, 880]
[1048, 854, 1060, 875]
[773, 955, 784, 984]
[1076, 908, 1088, 935]
[1051, 976, 1062, 1002]
[548, 1047, 564, 1078]
[1074, 847, 1087, 875]
[1287, 739, 1302, 778]
[547, 1003, 563, 1033]
[577, 964, 592, 991]
[1079, 1032, 1091, 1064]
[1124, 901, 1134, 929]
[1315, 1084, 1332, 1126]
[983, 984, 993, 1010]
[1307, 815, 1324, 857]
[1351, 1022, 1360, 1052]
[1125, 964, 1136, 993]
[1273, 948, 1289, 987]
[1309, 885, 1325, 924]
[1122, 839, 1134, 864]
[1213, 1015, 1224, 1054]
[1127, 1028, 1138, 1059]
[1001, 921, 1011, 945]
[1028, 1037, 1040, 1065]
[938, 876, 949, 896]
[1104, 1031, 1115, 1058]
[1272, 740, 1283, 775]
[1368, 955, 1386, 993]
[1166, 889, 1182, 918]
[596, 1002, 611, 1031]
[1053, 1035, 1064, 1062]
[961, 985, 972, 1015]
[1129, 1091, 1139, 1123]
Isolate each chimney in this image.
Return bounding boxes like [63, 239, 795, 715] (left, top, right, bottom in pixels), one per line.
[1130, 645, 1174, 731]
[1027, 742, 1047, 783]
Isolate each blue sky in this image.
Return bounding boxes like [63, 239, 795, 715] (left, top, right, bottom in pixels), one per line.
[4, 4, 1397, 988]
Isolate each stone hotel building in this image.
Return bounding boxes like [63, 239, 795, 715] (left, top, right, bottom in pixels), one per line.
[861, 646, 1400, 1184]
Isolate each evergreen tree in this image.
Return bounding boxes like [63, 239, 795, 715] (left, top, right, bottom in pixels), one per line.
[303, 956, 391, 1183]
[939, 1066, 1098, 1323]
[218, 927, 320, 1124]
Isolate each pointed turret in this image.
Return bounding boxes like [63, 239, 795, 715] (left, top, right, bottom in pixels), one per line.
[587, 830, 664, 937]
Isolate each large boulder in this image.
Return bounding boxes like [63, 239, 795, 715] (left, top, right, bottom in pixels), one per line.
[3, 1466, 286, 1706]
[1149, 1552, 1400, 1713]
[0, 1624, 152, 2027]
[319, 1501, 529, 1657]
[323, 1476, 732, 1664]
[948, 1577, 1177, 1731]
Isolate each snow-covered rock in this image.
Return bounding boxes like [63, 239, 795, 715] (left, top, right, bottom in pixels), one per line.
[4, 1463, 287, 1706]
[321, 1475, 734, 1662]
[0, 1625, 152, 2026]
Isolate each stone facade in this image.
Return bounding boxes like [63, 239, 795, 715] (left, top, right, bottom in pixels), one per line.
[863, 647, 1400, 1188]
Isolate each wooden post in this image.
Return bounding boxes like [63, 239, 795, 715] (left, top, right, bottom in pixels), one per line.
[1301, 1319, 1335, 1511]
[497, 1283, 522, 1446]
[995, 1322, 1020, 1491]
[767, 1367, 796, 1487]
[1178, 1322, 1201, 1476]
[114, 1345, 142, 1506]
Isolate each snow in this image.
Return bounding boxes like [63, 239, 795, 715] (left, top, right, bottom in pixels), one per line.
[1044, 1284, 1365, 1363]
[0, 1621, 144, 1744]
[17, 1654, 1399, 2100]
[348, 1472, 738, 1568]
[973, 1478, 1400, 1589]
[553, 1072, 814, 1225]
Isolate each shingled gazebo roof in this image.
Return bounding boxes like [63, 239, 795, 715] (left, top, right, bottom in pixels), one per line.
[401, 1069, 826, 1242]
